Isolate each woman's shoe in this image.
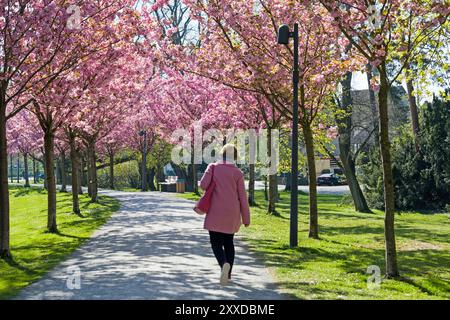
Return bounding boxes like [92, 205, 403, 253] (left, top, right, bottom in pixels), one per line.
[220, 263, 231, 286]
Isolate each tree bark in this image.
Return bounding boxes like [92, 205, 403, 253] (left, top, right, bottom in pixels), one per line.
[267, 127, 278, 214]
[10, 154, 13, 183]
[43, 155, 48, 190]
[33, 156, 37, 184]
[192, 164, 199, 195]
[24, 153, 30, 187]
[87, 153, 92, 197]
[0, 108, 11, 258]
[190, 151, 199, 195]
[302, 123, 319, 239]
[341, 154, 371, 212]
[378, 63, 399, 278]
[109, 151, 115, 190]
[69, 136, 81, 215]
[56, 157, 61, 185]
[44, 130, 57, 233]
[405, 62, 420, 151]
[366, 64, 380, 145]
[87, 143, 98, 203]
[78, 159, 84, 195]
[148, 167, 156, 191]
[16, 156, 20, 183]
[60, 151, 67, 192]
[248, 163, 256, 206]
[284, 172, 292, 191]
[264, 176, 268, 201]
[80, 156, 86, 187]
[339, 72, 371, 213]
[156, 166, 165, 191]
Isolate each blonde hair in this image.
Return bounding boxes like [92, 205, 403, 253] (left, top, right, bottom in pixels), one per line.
[220, 143, 238, 162]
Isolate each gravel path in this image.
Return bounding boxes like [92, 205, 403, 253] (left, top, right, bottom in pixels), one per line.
[16, 191, 284, 300]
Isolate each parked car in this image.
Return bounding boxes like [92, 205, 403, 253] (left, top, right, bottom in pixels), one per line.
[317, 173, 340, 186]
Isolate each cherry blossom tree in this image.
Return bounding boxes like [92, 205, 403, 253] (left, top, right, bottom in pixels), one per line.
[0, 0, 145, 255]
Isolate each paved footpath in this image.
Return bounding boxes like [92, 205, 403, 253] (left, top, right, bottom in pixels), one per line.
[16, 191, 284, 300]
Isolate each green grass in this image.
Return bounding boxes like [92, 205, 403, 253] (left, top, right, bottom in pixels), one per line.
[177, 191, 450, 299]
[0, 186, 120, 300]
[116, 187, 141, 192]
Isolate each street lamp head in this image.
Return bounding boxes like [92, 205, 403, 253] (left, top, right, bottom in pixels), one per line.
[139, 130, 146, 137]
[277, 24, 290, 45]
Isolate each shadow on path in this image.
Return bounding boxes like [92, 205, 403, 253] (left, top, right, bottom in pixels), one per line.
[15, 191, 285, 300]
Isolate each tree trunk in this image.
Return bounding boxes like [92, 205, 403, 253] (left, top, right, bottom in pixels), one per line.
[190, 151, 199, 195]
[43, 156, 48, 190]
[16, 156, 20, 183]
[267, 127, 278, 214]
[9, 154, 13, 183]
[80, 156, 86, 187]
[248, 163, 256, 206]
[405, 63, 420, 151]
[284, 172, 292, 191]
[60, 151, 67, 192]
[109, 151, 115, 190]
[192, 164, 199, 195]
[264, 176, 268, 201]
[33, 156, 37, 184]
[24, 153, 30, 187]
[378, 63, 399, 278]
[339, 72, 371, 213]
[341, 154, 371, 212]
[248, 133, 257, 205]
[69, 136, 81, 215]
[140, 152, 147, 192]
[78, 160, 83, 195]
[87, 143, 98, 203]
[366, 64, 380, 145]
[56, 157, 61, 185]
[87, 153, 92, 197]
[156, 166, 165, 191]
[44, 130, 57, 233]
[0, 108, 11, 258]
[302, 123, 319, 239]
[148, 167, 156, 191]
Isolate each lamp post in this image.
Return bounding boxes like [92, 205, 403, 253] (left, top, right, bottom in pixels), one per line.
[278, 23, 299, 247]
[139, 130, 148, 192]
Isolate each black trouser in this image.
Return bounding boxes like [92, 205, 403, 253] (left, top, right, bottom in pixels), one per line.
[209, 231, 235, 276]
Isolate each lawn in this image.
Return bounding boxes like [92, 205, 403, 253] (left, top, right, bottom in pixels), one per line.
[0, 186, 120, 300]
[116, 187, 141, 192]
[177, 190, 450, 299]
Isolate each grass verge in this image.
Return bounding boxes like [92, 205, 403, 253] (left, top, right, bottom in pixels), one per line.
[177, 190, 450, 299]
[0, 186, 120, 299]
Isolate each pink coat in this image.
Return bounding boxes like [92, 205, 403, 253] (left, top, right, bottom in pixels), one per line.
[199, 161, 250, 234]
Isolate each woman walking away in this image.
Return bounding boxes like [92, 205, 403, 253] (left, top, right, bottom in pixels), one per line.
[199, 144, 250, 286]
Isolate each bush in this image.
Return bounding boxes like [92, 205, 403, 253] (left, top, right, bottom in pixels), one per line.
[360, 96, 450, 210]
[98, 161, 141, 189]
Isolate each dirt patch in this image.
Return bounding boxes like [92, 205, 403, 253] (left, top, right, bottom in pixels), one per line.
[397, 240, 445, 251]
